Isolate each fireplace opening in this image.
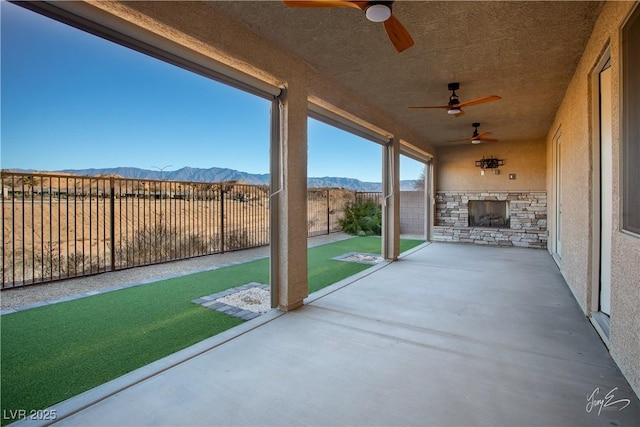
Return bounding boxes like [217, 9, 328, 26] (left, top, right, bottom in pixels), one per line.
[469, 200, 510, 228]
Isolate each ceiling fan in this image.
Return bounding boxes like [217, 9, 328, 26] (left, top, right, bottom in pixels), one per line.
[281, 1, 414, 53]
[409, 82, 501, 117]
[448, 123, 498, 144]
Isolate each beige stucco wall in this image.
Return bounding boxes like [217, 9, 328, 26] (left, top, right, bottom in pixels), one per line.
[435, 139, 546, 191]
[546, 0, 639, 396]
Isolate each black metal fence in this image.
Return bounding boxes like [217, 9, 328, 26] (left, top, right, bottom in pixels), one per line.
[1, 172, 372, 288]
[307, 189, 357, 237]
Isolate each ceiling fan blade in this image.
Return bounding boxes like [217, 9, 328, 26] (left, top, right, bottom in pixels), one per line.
[457, 95, 502, 108]
[408, 105, 449, 110]
[477, 132, 493, 138]
[481, 138, 498, 143]
[446, 138, 470, 143]
[383, 14, 414, 53]
[282, 0, 365, 9]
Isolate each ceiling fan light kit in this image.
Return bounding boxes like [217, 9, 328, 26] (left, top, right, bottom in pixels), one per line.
[365, 3, 392, 22]
[282, 0, 414, 52]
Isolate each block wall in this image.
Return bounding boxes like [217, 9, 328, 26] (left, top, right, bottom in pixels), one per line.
[399, 191, 425, 236]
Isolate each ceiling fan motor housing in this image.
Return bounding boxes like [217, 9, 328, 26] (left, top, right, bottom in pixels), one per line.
[471, 123, 481, 143]
[447, 82, 461, 113]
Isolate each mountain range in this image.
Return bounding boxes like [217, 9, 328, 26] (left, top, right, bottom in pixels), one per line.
[10, 167, 419, 192]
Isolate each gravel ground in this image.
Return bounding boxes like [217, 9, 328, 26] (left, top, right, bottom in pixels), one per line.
[1, 233, 354, 311]
[216, 287, 272, 314]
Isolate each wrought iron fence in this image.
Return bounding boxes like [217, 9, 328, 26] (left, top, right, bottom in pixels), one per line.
[307, 188, 357, 237]
[1, 172, 367, 288]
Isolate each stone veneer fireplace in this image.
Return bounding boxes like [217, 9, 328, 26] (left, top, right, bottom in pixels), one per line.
[468, 200, 510, 228]
[432, 191, 547, 248]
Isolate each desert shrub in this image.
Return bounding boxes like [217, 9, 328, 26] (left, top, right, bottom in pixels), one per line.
[34, 242, 63, 279]
[30, 244, 97, 280]
[225, 230, 250, 250]
[339, 200, 382, 236]
[2, 248, 16, 283]
[115, 224, 177, 265]
[114, 223, 215, 266]
[66, 252, 89, 276]
[184, 234, 210, 255]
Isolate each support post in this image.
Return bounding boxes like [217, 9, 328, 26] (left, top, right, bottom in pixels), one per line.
[382, 138, 400, 260]
[270, 84, 308, 311]
[424, 161, 432, 241]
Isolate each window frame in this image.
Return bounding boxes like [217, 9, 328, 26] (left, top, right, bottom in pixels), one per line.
[622, 4, 640, 236]
[11, 1, 285, 305]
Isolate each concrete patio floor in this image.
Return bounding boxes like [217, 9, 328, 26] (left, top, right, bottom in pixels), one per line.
[31, 242, 640, 426]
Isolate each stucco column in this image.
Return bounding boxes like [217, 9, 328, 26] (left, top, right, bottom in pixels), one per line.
[382, 138, 400, 260]
[424, 161, 433, 241]
[270, 83, 308, 311]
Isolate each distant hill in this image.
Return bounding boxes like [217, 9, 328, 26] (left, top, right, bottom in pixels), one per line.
[7, 166, 419, 191]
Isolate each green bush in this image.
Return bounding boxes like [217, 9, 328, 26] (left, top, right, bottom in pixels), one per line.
[339, 200, 382, 236]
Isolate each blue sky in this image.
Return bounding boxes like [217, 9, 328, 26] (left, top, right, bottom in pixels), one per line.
[1, 1, 423, 183]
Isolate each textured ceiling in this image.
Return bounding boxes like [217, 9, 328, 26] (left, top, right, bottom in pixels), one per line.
[209, 1, 603, 147]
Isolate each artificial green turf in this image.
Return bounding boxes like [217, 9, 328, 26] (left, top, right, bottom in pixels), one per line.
[0, 236, 423, 424]
[307, 236, 423, 293]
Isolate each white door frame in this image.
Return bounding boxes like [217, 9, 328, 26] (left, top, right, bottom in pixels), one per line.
[553, 127, 563, 263]
[599, 64, 613, 316]
[589, 49, 612, 344]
